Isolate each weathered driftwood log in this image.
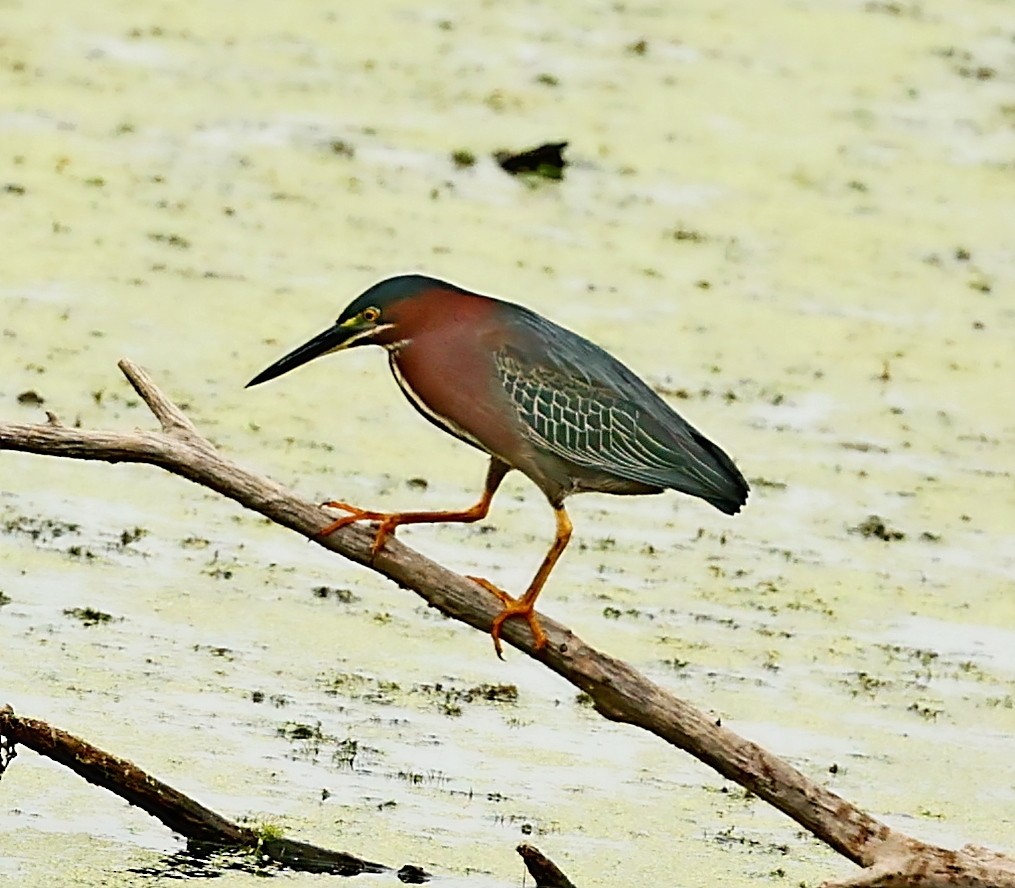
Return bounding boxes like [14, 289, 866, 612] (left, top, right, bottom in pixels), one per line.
[0, 705, 388, 876]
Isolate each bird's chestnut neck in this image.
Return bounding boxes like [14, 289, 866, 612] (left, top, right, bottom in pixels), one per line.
[373, 286, 494, 350]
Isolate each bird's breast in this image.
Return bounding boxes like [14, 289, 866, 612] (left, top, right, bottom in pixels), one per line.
[388, 350, 489, 452]
[387, 330, 524, 462]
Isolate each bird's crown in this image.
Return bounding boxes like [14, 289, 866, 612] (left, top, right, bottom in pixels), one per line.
[338, 274, 455, 322]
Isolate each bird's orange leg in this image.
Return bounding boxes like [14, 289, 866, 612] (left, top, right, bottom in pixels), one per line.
[318, 459, 509, 557]
[469, 505, 572, 659]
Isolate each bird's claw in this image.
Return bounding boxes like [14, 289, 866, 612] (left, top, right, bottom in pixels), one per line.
[318, 501, 396, 557]
[468, 576, 548, 659]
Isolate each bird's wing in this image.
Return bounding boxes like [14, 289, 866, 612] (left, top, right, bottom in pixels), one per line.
[493, 309, 747, 513]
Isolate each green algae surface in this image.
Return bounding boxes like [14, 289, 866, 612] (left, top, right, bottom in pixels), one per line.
[1, 1, 1013, 886]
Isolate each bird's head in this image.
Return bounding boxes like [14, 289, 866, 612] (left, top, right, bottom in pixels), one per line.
[246, 274, 447, 387]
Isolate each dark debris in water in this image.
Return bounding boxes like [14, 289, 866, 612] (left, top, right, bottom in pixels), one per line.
[2, 514, 80, 542]
[653, 378, 786, 406]
[117, 526, 148, 547]
[320, 672, 401, 704]
[450, 148, 476, 169]
[276, 720, 366, 769]
[131, 840, 389, 880]
[16, 390, 45, 406]
[277, 721, 325, 743]
[129, 847, 274, 880]
[710, 824, 790, 855]
[63, 606, 115, 626]
[413, 681, 519, 717]
[494, 141, 568, 180]
[840, 441, 891, 454]
[751, 477, 788, 490]
[313, 585, 359, 603]
[66, 544, 97, 560]
[326, 139, 355, 158]
[670, 226, 708, 243]
[397, 863, 431, 883]
[147, 231, 191, 250]
[849, 515, 905, 542]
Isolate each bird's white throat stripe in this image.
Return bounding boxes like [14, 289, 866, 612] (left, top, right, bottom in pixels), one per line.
[336, 324, 394, 351]
[387, 353, 490, 452]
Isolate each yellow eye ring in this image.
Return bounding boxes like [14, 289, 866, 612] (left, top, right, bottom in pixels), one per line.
[362, 306, 380, 322]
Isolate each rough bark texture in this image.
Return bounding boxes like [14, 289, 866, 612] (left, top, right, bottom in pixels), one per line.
[0, 706, 387, 875]
[1, 360, 1013, 888]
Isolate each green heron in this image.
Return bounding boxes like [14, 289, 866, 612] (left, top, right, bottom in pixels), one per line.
[247, 274, 748, 657]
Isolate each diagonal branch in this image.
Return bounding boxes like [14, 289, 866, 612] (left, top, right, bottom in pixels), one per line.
[1, 359, 1013, 888]
[0, 706, 390, 876]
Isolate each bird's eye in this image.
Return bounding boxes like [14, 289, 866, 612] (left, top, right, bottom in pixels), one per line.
[362, 307, 380, 322]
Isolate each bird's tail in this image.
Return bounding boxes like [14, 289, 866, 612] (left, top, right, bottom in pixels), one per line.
[690, 429, 749, 515]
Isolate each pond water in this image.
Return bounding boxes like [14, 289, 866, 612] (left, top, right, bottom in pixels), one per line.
[1, 1, 1013, 886]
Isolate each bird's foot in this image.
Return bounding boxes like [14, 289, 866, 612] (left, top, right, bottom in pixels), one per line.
[319, 501, 398, 557]
[468, 576, 548, 660]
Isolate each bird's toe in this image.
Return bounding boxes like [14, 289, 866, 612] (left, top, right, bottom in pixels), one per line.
[467, 575, 514, 606]
[470, 578, 548, 657]
[317, 502, 386, 539]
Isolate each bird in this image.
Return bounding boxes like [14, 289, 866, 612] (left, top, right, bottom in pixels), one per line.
[247, 274, 748, 657]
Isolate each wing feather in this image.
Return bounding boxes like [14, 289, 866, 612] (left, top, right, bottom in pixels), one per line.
[493, 308, 748, 513]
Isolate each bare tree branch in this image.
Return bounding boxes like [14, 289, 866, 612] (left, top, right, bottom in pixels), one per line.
[517, 843, 578, 888]
[1, 359, 1013, 888]
[0, 706, 388, 876]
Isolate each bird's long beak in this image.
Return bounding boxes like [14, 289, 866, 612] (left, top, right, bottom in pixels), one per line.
[245, 318, 373, 387]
